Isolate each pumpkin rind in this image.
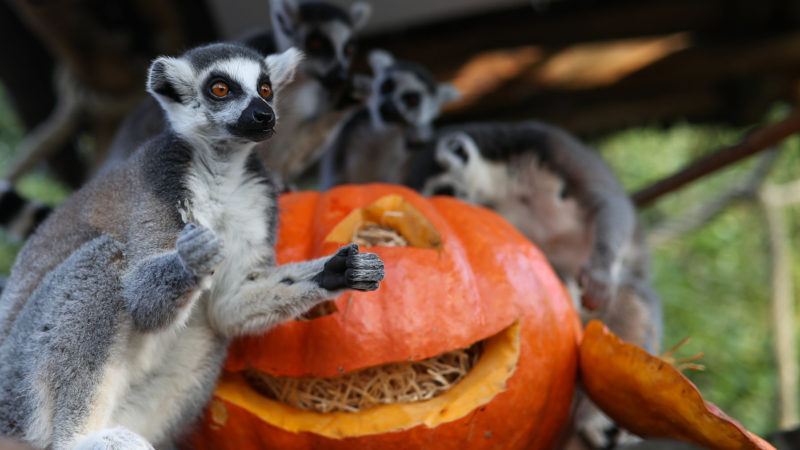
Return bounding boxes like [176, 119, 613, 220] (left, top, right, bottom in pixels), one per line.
[190, 184, 581, 449]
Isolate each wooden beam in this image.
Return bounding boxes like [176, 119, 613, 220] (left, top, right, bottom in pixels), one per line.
[436, 31, 800, 132]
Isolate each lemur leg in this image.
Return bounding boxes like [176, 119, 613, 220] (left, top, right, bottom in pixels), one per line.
[74, 427, 153, 450]
[121, 223, 223, 330]
[17, 236, 146, 449]
[210, 244, 384, 337]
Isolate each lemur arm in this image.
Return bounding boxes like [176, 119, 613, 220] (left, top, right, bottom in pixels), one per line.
[121, 223, 223, 330]
[548, 128, 637, 310]
[579, 188, 636, 309]
[209, 244, 383, 338]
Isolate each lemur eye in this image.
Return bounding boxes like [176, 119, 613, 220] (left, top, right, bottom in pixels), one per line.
[259, 83, 272, 99]
[402, 92, 421, 108]
[210, 82, 229, 97]
[449, 140, 469, 163]
[343, 41, 355, 58]
[380, 78, 395, 95]
[306, 37, 324, 52]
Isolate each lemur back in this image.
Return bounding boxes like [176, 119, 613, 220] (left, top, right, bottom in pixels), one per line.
[419, 121, 660, 448]
[319, 49, 459, 189]
[0, 43, 384, 450]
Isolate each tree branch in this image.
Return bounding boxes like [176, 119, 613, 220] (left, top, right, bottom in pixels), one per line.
[633, 110, 800, 207]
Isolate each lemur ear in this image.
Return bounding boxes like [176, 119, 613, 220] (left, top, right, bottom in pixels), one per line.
[368, 49, 395, 74]
[349, 2, 372, 31]
[266, 47, 304, 92]
[271, 0, 299, 35]
[146, 56, 194, 105]
[436, 83, 461, 106]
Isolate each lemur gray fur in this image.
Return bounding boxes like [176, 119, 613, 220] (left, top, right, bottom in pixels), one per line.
[416, 121, 661, 448]
[0, 43, 385, 450]
[318, 49, 460, 189]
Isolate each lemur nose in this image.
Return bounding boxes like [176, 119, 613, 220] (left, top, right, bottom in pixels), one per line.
[252, 108, 273, 124]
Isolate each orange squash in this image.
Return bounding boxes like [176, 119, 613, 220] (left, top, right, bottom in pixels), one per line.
[187, 184, 581, 449]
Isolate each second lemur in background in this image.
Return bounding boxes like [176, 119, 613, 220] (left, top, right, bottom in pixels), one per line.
[318, 49, 459, 189]
[416, 121, 661, 448]
[254, 0, 373, 179]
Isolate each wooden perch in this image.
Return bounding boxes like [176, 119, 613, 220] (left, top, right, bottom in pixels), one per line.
[633, 109, 800, 207]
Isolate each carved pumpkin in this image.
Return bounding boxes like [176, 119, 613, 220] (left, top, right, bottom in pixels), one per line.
[187, 184, 581, 449]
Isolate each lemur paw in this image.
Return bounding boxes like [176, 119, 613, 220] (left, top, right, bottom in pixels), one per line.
[177, 223, 224, 276]
[315, 244, 385, 291]
[579, 265, 615, 311]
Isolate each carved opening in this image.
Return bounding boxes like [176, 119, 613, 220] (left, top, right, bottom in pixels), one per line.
[325, 194, 442, 250]
[244, 341, 483, 413]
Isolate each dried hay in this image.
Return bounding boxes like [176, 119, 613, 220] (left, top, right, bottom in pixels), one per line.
[353, 224, 408, 248]
[245, 343, 482, 413]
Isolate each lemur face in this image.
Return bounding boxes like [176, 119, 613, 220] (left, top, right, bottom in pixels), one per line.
[271, 0, 371, 88]
[367, 50, 460, 130]
[147, 43, 302, 146]
[422, 132, 500, 205]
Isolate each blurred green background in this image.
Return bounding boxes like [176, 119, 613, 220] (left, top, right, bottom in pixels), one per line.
[0, 84, 798, 436]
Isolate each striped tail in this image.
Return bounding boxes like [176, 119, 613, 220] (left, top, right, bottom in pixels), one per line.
[0, 182, 52, 239]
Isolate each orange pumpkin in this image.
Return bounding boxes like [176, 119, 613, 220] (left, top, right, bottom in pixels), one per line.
[187, 184, 581, 449]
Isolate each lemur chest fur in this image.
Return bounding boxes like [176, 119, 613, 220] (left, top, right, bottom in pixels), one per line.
[185, 150, 273, 297]
[491, 156, 593, 275]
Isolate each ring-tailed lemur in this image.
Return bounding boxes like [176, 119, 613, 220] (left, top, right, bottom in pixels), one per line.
[0, 43, 384, 450]
[417, 121, 661, 448]
[254, 0, 373, 180]
[319, 49, 460, 189]
[0, 0, 372, 239]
